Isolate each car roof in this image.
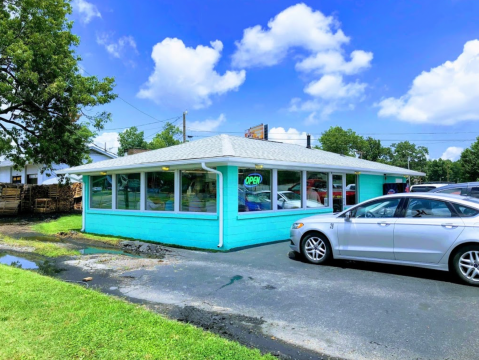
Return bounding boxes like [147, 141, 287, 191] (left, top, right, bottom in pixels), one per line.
[370, 192, 479, 208]
[430, 182, 479, 191]
[410, 184, 449, 188]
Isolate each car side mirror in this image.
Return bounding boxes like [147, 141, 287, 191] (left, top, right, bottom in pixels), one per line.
[345, 212, 351, 221]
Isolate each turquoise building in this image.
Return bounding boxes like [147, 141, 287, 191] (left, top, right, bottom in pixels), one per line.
[59, 135, 424, 250]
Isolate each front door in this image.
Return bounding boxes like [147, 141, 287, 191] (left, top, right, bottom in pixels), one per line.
[332, 174, 344, 212]
[394, 198, 465, 263]
[337, 197, 402, 259]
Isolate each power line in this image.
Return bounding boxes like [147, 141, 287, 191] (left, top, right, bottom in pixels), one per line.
[78, 65, 180, 130]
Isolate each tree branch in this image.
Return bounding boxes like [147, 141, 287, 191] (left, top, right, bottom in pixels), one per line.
[0, 116, 36, 136]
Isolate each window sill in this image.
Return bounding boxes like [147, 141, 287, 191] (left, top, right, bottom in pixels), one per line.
[237, 207, 332, 220]
[86, 209, 218, 220]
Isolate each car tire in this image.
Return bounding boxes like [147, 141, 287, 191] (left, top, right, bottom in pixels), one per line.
[301, 232, 332, 265]
[452, 245, 479, 286]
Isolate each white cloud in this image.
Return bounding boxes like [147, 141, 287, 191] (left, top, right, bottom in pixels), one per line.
[96, 34, 138, 59]
[268, 127, 313, 146]
[440, 146, 464, 161]
[377, 40, 479, 125]
[93, 132, 120, 155]
[232, 3, 348, 68]
[296, 50, 373, 75]
[304, 74, 366, 99]
[232, 3, 372, 121]
[187, 114, 226, 132]
[72, 0, 101, 24]
[137, 38, 246, 109]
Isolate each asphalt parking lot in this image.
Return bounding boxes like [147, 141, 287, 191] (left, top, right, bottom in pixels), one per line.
[112, 241, 478, 360]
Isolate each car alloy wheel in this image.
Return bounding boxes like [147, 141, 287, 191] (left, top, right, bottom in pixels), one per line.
[458, 251, 479, 282]
[301, 233, 331, 265]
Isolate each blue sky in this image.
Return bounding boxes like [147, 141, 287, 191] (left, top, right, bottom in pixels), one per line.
[71, 0, 479, 160]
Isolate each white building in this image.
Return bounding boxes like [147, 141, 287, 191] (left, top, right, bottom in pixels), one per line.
[0, 144, 117, 185]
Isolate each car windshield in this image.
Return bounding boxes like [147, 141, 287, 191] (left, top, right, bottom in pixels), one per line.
[281, 192, 301, 201]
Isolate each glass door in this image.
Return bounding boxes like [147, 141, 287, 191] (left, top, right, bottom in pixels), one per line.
[332, 174, 344, 212]
[346, 174, 358, 207]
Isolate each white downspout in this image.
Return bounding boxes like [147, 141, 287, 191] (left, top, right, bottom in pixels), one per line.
[81, 177, 86, 232]
[201, 162, 223, 248]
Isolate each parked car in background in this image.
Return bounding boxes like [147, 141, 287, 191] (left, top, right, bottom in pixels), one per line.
[256, 190, 324, 209]
[429, 182, 479, 199]
[92, 186, 102, 192]
[409, 184, 449, 192]
[289, 193, 479, 286]
[238, 188, 270, 211]
[345, 184, 356, 191]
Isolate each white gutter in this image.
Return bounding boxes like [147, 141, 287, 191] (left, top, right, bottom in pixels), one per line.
[201, 162, 223, 248]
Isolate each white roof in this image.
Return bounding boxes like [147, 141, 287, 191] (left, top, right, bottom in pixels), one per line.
[57, 135, 425, 176]
[0, 144, 116, 168]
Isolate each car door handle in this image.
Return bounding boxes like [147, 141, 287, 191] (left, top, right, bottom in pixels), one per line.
[377, 222, 391, 227]
[442, 223, 459, 229]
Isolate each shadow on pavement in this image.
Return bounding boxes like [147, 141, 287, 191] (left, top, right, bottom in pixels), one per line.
[288, 251, 462, 285]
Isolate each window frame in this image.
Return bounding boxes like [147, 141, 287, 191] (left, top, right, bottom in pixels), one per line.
[90, 175, 113, 210]
[402, 197, 459, 219]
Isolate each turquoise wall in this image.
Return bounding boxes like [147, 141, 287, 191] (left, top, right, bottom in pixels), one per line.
[358, 174, 405, 202]
[82, 170, 396, 250]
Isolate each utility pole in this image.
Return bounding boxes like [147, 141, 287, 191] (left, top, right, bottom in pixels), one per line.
[407, 156, 411, 186]
[183, 111, 188, 143]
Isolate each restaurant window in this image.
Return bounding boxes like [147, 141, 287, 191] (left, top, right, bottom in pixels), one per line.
[90, 175, 112, 209]
[346, 174, 357, 206]
[238, 169, 271, 212]
[277, 171, 301, 210]
[305, 172, 328, 208]
[27, 174, 38, 185]
[146, 172, 175, 211]
[181, 170, 217, 213]
[116, 173, 141, 210]
[11, 176, 21, 184]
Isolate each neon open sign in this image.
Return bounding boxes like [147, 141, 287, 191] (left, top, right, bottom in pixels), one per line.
[244, 173, 263, 188]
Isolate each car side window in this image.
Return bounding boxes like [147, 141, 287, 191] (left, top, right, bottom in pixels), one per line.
[405, 199, 453, 218]
[470, 187, 479, 199]
[350, 198, 400, 219]
[437, 187, 466, 195]
[452, 203, 479, 217]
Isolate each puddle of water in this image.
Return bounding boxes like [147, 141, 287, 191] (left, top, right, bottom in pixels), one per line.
[0, 254, 38, 269]
[0, 253, 64, 276]
[80, 247, 141, 258]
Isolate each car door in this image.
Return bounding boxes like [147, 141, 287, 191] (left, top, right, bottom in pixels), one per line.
[336, 197, 402, 259]
[394, 197, 465, 263]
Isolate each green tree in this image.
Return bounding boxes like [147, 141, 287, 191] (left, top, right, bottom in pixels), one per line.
[426, 159, 462, 183]
[148, 122, 182, 150]
[316, 126, 363, 156]
[460, 136, 479, 181]
[118, 127, 147, 156]
[0, 0, 116, 172]
[359, 137, 390, 162]
[388, 141, 429, 171]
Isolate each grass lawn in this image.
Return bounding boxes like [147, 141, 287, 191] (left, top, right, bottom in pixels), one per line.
[0, 235, 79, 257]
[32, 215, 123, 245]
[0, 265, 273, 360]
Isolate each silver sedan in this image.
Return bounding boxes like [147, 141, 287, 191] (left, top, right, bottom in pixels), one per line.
[290, 193, 479, 286]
